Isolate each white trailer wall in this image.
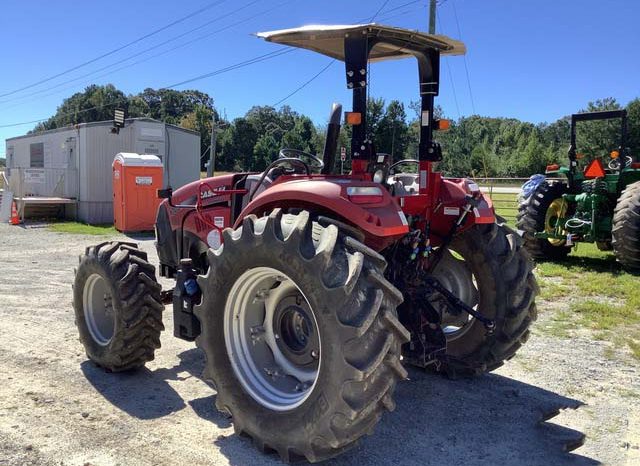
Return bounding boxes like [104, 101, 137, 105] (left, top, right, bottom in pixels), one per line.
[166, 125, 200, 189]
[78, 123, 131, 223]
[5, 127, 79, 199]
[5, 119, 200, 224]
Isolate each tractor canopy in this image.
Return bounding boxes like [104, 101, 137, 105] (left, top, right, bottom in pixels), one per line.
[257, 24, 467, 178]
[256, 24, 466, 61]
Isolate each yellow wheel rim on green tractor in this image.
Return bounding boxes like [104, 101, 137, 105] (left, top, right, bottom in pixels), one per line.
[544, 198, 568, 246]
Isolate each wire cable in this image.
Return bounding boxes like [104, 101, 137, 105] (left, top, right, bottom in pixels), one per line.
[0, 49, 294, 129]
[164, 48, 294, 89]
[272, 0, 394, 107]
[273, 60, 336, 107]
[0, 0, 227, 98]
[0, 99, 127, 128]
[0, 0, 294, 110]
[0, 0, 271, 105]
[370, 0, 393, 22]
[436, 9, 461, 118]
[451, 0, 476, 114]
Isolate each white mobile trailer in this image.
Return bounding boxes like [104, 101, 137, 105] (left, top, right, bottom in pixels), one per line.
[4, 118, 200, 224]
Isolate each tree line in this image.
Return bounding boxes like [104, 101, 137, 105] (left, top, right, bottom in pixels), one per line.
[29, 84, 640, 177]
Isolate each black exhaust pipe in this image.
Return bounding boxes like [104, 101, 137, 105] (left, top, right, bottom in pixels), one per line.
[321, 103, 342, 175]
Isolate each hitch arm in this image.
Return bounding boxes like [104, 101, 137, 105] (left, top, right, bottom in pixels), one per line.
[423, 276, 495, 332]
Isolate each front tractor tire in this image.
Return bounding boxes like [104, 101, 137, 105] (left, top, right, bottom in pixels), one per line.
[612, 180, 640, 272]
[194, 210, 410, 463]
[73, 242, 164, 371]
[427, 223, 538, 377]
[516, 181, 572, 260]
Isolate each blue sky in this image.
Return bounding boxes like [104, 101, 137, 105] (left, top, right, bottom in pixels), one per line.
[1, 0, 639, 156]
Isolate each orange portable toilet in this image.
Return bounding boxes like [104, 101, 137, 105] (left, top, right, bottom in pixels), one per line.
[112, 152, 163, 232]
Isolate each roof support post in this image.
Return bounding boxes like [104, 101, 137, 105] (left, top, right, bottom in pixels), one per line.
[344, 33, 374, 173]
[417, 48, 441, 163]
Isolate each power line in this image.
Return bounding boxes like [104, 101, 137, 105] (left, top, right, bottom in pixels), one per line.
[0, 0, 263, 105]
[0, 0, 295, 115]
[164, 48, 294, 89]
[374, 4, 426, 23]
[436, 10, 461, 118]
[273, 60, 336, 106]
[370, 0, 392, 21]
[0, 99, 127, 129]
[272, 0, 394, 107]
[0, 0, 226, 98]
[373, 0, 423, 19]
[0, 49, 294, 129]
[451, 0, 476, 114]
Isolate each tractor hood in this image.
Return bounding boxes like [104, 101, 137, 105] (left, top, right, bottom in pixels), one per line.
[256, 24, 466, 62]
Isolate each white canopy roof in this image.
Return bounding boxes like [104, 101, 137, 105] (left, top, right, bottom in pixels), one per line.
[256, 24, 466, 62]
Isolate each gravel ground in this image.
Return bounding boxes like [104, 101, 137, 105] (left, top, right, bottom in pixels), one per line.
[0, 222, 638, 466]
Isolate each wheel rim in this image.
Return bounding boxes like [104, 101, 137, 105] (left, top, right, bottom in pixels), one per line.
[83, 273, 115, 346]
[429, 250, 480, 341]
[224, 267, 321, 411]
[545, 198, 568, 246]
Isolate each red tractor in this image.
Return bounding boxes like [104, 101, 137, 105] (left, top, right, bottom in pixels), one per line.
[73, 25, 538, 463]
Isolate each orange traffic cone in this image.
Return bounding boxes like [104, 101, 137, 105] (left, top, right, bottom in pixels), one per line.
[10, 200, 21, 225]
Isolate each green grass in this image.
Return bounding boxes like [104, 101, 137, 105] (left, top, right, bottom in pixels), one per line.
[528, 241, 640, 361]
[488, 192, 520, 225]
[49, 222, 117, 236]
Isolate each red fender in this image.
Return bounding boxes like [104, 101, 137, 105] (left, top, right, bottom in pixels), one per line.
[237, 178, 409, 250]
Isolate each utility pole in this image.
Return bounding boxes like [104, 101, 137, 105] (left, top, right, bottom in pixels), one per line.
[207, 112, 217, 177]
[429, 0, 437, 34]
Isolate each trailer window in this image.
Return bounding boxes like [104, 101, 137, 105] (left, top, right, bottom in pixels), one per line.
[30, 142, 44, 168]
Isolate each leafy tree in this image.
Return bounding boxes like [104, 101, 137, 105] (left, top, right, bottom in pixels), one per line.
[575, 98, 623, 159]
[32, 84, 127, 132]
[253, 134, 279, 171]
[625, 98, 640, 157]
[26, 84, 640, 178]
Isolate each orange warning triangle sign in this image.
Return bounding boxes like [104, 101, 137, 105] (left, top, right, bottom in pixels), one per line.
[584, 159, 606, 178]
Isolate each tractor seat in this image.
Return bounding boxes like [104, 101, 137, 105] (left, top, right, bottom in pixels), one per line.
[388, 173, 419, 196]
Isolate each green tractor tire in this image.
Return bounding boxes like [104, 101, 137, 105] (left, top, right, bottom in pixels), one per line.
[612, 180, 640, 273]
[516, 181, 572, 260]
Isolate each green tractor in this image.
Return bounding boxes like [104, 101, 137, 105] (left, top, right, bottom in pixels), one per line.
[517, 109, 640, 272]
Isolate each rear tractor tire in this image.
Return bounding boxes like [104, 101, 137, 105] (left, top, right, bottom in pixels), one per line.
[73, 242, 164, 371]
[194, 209, 410, 463]
[425, 223, 538, 377]
[516, 181, 572, 260]
[612, 180, 640, 273]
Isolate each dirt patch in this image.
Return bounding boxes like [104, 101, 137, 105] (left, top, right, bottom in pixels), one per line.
[0, 223, 638, 465]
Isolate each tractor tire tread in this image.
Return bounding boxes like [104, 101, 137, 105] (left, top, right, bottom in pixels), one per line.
[73, 242, 164, 372]
[194, 209, 408, 463]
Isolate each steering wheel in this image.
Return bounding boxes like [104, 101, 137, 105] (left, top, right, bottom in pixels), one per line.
[279, 148, 324, 172]
[247, 157, 311, 203]
[389, 159, 419, 175]
[608, 155, 633, 170]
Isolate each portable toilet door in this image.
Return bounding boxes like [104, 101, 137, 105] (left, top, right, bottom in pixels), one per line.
[112, 153, 163, 232]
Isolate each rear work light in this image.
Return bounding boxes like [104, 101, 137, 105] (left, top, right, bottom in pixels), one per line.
[346, 186, 384, 204]
[345, 112, 362, 125]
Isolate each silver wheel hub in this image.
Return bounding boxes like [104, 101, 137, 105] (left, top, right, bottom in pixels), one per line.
[429, 250, 479, 340]
[83, 273, 115, 346]
[224, 267, 321, 411]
